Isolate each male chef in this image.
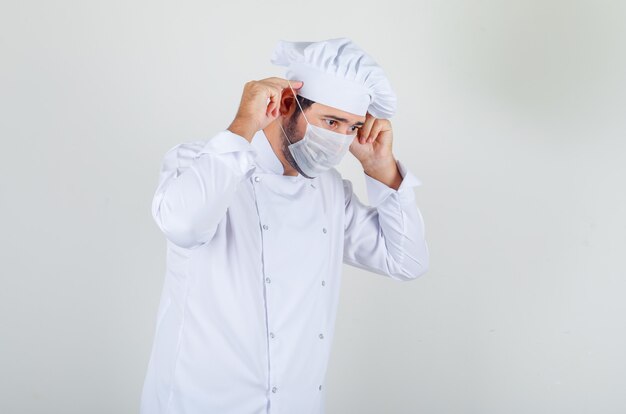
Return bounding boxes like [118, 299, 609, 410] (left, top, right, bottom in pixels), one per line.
[140, 37, 429, 414]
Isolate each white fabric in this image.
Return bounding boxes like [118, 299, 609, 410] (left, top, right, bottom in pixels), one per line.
[140, 128, 429, 414]
[271, 37, 398, 118]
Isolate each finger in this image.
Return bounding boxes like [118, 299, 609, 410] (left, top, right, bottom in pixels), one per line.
[359, 117, 377, 144]
[368, 123, 384, 143]
[270, 83, 303, 100]
[266, 93, 276, 111]
[266, 96, 276, 113]
[266, 83, 299, 116]
[267, 77, 304, 90]
[267, 85, 282, 104]
[266, 87, 283, 117]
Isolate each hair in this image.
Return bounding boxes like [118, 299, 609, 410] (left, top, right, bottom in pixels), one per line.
[296, 94, 315, 111]
[289, 94, 315, 122]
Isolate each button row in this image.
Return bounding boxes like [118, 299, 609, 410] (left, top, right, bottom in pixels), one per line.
[267, 331, 323, 339]
[271, 385, 321, 392]
[257, 173, 323, 400]
[270, 384, 322, 393]
[261, 223, 327, 233]
[266, 277, 325, 286]
[269, 383, 322, 393]
[254, 175, 318, 188]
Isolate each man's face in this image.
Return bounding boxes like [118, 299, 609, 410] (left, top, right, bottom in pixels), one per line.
[298, 100, 367, 135]
[280, 95, 366, 178]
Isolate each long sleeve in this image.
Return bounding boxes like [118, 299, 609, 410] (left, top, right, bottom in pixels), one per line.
[342, 159, 429, 281]
[151, 130, 258, 249]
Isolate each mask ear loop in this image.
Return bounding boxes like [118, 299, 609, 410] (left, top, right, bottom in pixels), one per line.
[287, 79, 311, 125]
[280, 79, 310, 145]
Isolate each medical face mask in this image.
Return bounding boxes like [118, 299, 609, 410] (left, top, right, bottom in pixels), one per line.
[278, 81, 355, 178]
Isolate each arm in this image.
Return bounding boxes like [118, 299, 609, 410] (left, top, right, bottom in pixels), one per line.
[343, 159, 429, 281]
[151, 77, 304, 249]
[151, 130, 257, 249]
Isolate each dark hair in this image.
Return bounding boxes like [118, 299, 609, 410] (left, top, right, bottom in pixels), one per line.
[289, 94, 315, 124]
[296, 94, 315, 111]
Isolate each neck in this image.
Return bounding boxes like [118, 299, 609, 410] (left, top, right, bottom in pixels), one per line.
[263, 119, 299, 176]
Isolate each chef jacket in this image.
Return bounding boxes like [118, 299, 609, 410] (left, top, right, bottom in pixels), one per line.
[140, 127, 429, 414]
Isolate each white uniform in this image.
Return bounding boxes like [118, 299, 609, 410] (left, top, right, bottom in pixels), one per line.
[140, 128, 429, 414]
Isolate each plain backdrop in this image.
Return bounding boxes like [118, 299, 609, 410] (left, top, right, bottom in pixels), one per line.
[1, 1, 625, 413]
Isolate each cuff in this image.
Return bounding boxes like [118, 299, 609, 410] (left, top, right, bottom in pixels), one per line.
[365, 159, 423, 207]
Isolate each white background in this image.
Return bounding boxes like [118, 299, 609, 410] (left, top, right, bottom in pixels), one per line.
[1, 1, 625, 413]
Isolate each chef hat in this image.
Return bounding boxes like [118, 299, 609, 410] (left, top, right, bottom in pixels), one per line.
[270, 37, 397, 119]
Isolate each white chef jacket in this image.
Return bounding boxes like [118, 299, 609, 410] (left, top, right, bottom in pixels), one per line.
[140, 127, 429, 414]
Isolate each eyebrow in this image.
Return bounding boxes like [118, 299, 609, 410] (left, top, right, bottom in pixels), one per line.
[322, 114, 365, 126]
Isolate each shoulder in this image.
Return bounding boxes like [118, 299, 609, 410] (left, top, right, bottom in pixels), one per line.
[161, 138, 206, 159]
[164, 138, 206, 159]
[159, 138, 208, 168]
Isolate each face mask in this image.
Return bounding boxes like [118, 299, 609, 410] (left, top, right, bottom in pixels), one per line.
[278, 80, 355, 178]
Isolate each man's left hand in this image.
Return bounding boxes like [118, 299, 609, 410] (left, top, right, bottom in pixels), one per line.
[349, 112, 402, 190]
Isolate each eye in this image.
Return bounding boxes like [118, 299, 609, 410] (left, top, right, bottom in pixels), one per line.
[323, 119, 338, 128]
[350, 125, 361, 132]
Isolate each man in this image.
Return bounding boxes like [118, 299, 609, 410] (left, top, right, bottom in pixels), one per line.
[140, 37, 429, 414]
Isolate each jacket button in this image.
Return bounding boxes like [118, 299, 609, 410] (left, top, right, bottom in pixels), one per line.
[265, 277, 271, 284]
[321, 280, 326, 286]
[272, 386, 278, 393]
[263, 224, 269, 230]
[254, 176, 261, 182]
[322, 227, 327, 234]
[319, 333, 324, 339]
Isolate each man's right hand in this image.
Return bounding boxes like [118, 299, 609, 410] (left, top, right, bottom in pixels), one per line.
[227, 77, 303, 142]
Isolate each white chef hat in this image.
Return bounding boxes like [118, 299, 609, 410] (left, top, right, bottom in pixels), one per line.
[270, 37, 397, 119]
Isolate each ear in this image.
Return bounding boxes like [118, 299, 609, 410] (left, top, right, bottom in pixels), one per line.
[280, 88, 298, 117]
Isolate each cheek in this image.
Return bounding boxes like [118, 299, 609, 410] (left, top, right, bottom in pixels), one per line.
[295, 119, 308, 140]
[284, 117, 306, 143]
